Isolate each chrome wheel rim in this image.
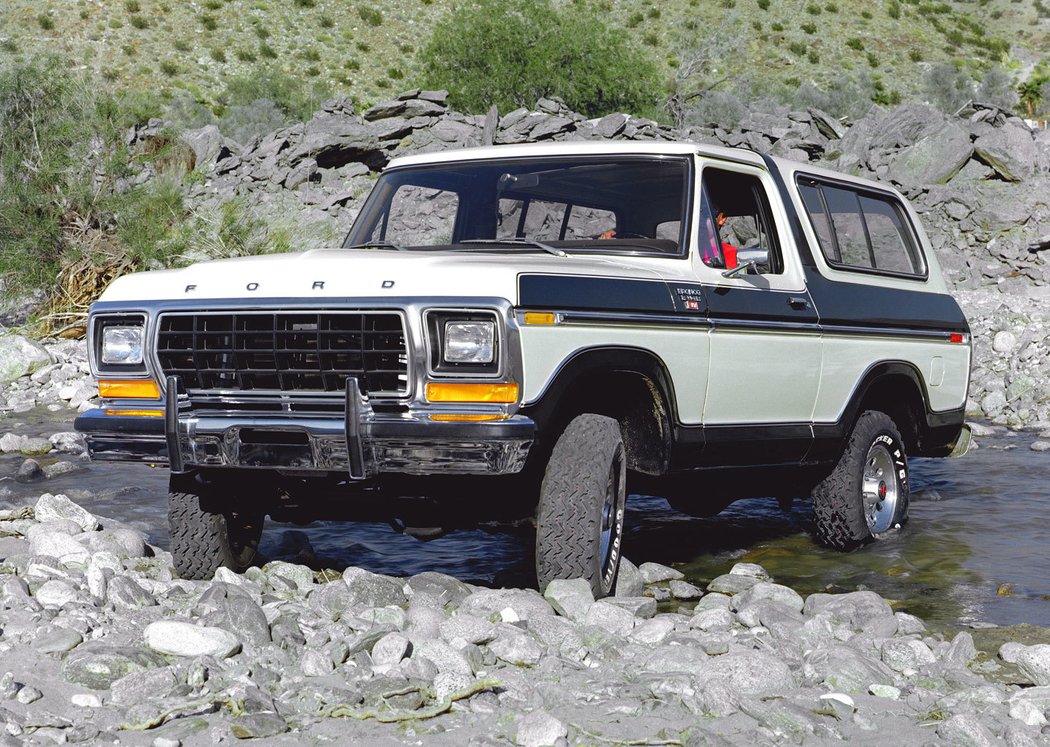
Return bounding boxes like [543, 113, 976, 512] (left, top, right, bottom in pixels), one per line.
[862, 443, 899, 534]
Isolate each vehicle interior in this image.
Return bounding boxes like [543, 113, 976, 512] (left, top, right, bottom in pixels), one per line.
[345, 156, 691, 256]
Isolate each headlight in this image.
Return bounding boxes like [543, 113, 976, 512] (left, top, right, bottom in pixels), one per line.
[443, 321, 495, 364]
[101, 325, 145, 365]
[425, 310, 501, 375]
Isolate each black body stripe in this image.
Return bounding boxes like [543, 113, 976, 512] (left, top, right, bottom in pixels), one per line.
[518, 274, 679, 313]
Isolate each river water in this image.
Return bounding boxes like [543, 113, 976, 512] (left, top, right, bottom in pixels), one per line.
[2, 408, 1048, 629]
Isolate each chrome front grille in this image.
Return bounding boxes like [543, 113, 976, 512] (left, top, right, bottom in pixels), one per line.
[155, 311, 409, 397]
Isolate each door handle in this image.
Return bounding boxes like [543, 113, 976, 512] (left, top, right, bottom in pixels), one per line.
[788, 297, 810, 310]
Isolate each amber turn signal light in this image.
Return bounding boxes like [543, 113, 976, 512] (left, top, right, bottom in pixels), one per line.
[98, 379, 161, 399]
[425, 382, 519, 403]
[523, 312, 557, 325]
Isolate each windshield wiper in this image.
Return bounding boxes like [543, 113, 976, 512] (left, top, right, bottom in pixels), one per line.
[459, 238, 568, 258]
[345, 240, 408, 252]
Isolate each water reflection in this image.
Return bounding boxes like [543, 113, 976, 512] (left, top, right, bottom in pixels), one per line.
[2, 409, 1048, 627]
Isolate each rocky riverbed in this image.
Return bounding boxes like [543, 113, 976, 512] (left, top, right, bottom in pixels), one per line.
[2, 493, 1050, 746]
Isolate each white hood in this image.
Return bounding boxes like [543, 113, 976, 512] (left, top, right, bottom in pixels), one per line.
[98, 247, 669, 304]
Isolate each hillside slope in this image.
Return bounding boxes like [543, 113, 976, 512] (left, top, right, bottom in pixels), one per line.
[0, 0, 1046, 115]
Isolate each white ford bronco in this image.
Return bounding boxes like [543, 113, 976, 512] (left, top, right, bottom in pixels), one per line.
[76, 142, 972, 595]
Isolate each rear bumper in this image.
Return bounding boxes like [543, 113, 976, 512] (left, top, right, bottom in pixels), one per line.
[74, 407, 536, 477]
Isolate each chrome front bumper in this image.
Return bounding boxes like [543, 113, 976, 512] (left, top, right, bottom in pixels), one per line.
[74, 398, 535, 478]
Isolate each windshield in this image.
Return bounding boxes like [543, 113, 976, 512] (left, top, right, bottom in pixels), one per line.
[343, 155, 691, 256]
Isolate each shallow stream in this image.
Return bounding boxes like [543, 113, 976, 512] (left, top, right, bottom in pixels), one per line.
[2, 408, 1047, 629]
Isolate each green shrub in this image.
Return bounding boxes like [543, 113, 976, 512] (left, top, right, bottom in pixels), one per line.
[201, 14, 218, 31]
[159, 61, 179, 77]
[647, 7, 661, 18]
[357, 6, 383, 26]
[805, 2, 821, 14]
[771, 21, 784, 31]
[294, 0, 317, 6]
[643, 31, 659, 46]
[254, 25, 270, 39]
[210, 48, 227, 63]
[219, 64, 328, 122]
[236, 49, 257, 62]
[387, 66, 404, 80]
[125, 0, 141, 11]
[130, 16, 149, 29]
[846, 37, 865, 50]
[720, 0, 735, 7]
[825, 1, 838, 10]
[888, 1, 901, 18]
[801, 21, 817, 33]
[356, 41, 371, 52]
[861, 9, 872, 18]
[305, 66, 321, 77]
[259, 43, 278, 59]
[626, 11, 644, 27]
[908, 49, 922, 61]
[203, 0, 222, 8]
[419, 0, 661, 118]
[752, 20, 762, 30]
[320, 15, 334, 28]
[174, 38, 191, 52]
[789, 41, 808, 56]
[867, 51, 879, 67]
[757, 0, 770, 9]
[37, 14, 55, 30]
[807, 49, 820, 63]
[301, 48, 321, 62]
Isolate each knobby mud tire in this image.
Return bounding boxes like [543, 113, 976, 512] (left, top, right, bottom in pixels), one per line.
[168, 489, 262, 580]
[535, 413, 626, 598]
[812, 410, 910, 551]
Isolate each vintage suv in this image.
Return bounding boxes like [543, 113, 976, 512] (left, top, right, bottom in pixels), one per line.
[75, 141, 972, 595]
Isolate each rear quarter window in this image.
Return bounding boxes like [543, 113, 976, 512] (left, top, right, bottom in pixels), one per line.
[797, 177, 926, 279]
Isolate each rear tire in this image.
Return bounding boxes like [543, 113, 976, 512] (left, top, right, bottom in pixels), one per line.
[812, 410, 909, 551]
[535, 414, 626, 597]
[169, 479, 263, 580]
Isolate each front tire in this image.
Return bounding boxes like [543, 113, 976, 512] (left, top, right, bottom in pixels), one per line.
[169, 479, 263, 580]
[812, 410, 909, 551]
[535, 414, 626, 597]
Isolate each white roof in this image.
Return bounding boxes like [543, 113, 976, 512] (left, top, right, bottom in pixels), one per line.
[386, 139, 768, 169]
[385, 138, 904, 200]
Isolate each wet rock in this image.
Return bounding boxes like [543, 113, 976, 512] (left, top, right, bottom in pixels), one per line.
[515, 709, 567, 747]
[63, 644, 166, 690]
[803, 590, 894, 628]
[730, 582, 804, 614]
[639, 562, 683, 584]
[706, 573, 759, 595]
[543, 578, 593, 622]
[946, 631, 978, 668]
[669, 579, 702, 600]
[16, 459, 44, 482]
[690, 606, 735, 632]
[144, 621, 242, 658]
[263, 560, 315, 592]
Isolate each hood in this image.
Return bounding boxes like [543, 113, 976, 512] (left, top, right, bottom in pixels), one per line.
[98, 247, 668, 305]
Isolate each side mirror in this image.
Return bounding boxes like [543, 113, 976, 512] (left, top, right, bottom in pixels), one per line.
[721, 247, 770, 279]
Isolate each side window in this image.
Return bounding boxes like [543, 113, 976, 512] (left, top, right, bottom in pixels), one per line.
[823, 186, 873, 269]
[700, 167, 783, 274]
[858, 196, 922, 274]
[380, 185, 458, 245]
[799, 177, 926, 277]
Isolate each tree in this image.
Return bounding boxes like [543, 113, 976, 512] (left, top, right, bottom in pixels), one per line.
[1017, 76, 1046, 119]
[419, 0, 661, 118]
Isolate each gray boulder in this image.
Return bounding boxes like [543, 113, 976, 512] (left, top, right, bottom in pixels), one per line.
[693, 650, 796, 695]
[35, 493, 99, 532]
[0, 335, 51, 384]
[974, 123, 1038, 182]
[144, 620, 242, 658]
[802, 644, 896, 693]
[1017, 644, 1050, 686]
[886, 123, 973, 186]
[63, 644, 166, 690]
